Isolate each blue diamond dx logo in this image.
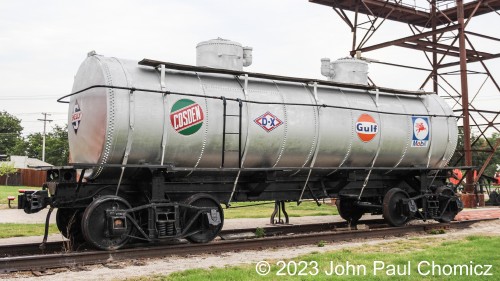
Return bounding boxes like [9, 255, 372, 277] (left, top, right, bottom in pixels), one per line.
[254, 112, 283, 132]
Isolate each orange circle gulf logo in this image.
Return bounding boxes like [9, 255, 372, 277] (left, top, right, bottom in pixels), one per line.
[355, 114, 378, 142]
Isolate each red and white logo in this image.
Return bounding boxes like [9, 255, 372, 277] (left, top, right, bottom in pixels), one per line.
[254, 112, 283, 132]
[71, 100, 82, 134]
[169, 101, 204, 135]
[355, 114, 378, 142]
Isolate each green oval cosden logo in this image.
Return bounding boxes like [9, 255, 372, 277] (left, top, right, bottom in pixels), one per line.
[170, 99, 204, 135]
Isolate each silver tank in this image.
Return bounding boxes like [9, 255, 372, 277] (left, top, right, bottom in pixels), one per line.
[68, 54, 457, 179]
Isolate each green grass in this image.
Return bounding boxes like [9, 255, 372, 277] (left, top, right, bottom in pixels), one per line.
[0, 223, 58, 238]
[0, 185, 40, 206]
[0, 185, 57, 239]
[255, 227, 265, 238]
[224, 201, 338, 219]
[128, 235, 500, 281]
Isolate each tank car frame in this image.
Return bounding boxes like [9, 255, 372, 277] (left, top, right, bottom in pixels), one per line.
[20, 163, 468, 250]
[18, 61, 467, 250]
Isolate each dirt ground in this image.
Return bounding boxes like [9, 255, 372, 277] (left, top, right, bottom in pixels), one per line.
[2, 218, 499, 281]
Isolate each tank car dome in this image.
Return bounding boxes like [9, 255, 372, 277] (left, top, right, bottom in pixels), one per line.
[196, 38, 252, 71]
[321, 57, 368, 85]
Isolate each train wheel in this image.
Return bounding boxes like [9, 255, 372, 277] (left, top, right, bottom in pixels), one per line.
[435, 186, 460, 223]
[335, 197, 363, 224]
[183, 193, 224, 243]
[383, 188, 410, 227]
[81, 195, 133, 250]
[56, 208, 85, 243]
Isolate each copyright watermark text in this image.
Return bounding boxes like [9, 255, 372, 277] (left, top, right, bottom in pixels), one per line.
[255, 260, 493, 277]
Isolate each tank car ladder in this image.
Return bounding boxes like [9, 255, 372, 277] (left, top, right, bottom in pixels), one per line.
[221, 97, 243, 168]
[225, 74, 251, 207]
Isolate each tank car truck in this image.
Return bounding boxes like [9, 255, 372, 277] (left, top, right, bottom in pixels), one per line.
[19, 38, 467, 250]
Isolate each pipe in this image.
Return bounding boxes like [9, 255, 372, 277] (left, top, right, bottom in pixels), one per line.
[243, 46, 253, 67]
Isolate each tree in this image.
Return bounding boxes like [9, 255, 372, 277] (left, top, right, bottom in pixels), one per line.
[18, 125, 69, 166]
[45, 125, 69, 166]
[0, 162, 18, 185]
[450, 130, 500, 177]
[0, 112, 69, 166]
[0, 111, 23, 155]
[24, 133, 43, 160]
[475, 133, 500, 177]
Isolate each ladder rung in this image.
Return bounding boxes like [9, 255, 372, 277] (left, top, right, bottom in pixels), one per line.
[224, 133, 239, 135]
[225, 114, 240, 117]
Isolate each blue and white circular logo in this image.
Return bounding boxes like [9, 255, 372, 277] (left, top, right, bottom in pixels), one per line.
[413, 117, 429, 140]
[411, 116, 430, 147]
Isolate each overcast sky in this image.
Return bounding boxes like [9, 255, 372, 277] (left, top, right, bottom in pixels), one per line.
[0, 0, 498, 136]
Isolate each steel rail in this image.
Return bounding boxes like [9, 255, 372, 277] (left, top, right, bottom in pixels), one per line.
[0, 218, 494, 273]
[0, 219, 387, 258]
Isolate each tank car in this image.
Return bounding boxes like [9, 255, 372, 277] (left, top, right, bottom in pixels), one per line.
[19, 38, 466, 250]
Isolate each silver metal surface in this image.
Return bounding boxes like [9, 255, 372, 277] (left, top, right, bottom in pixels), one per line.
[321, 57, 368, 85]
[196, 38, 252, 71]
[68, 55, 458, 179]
